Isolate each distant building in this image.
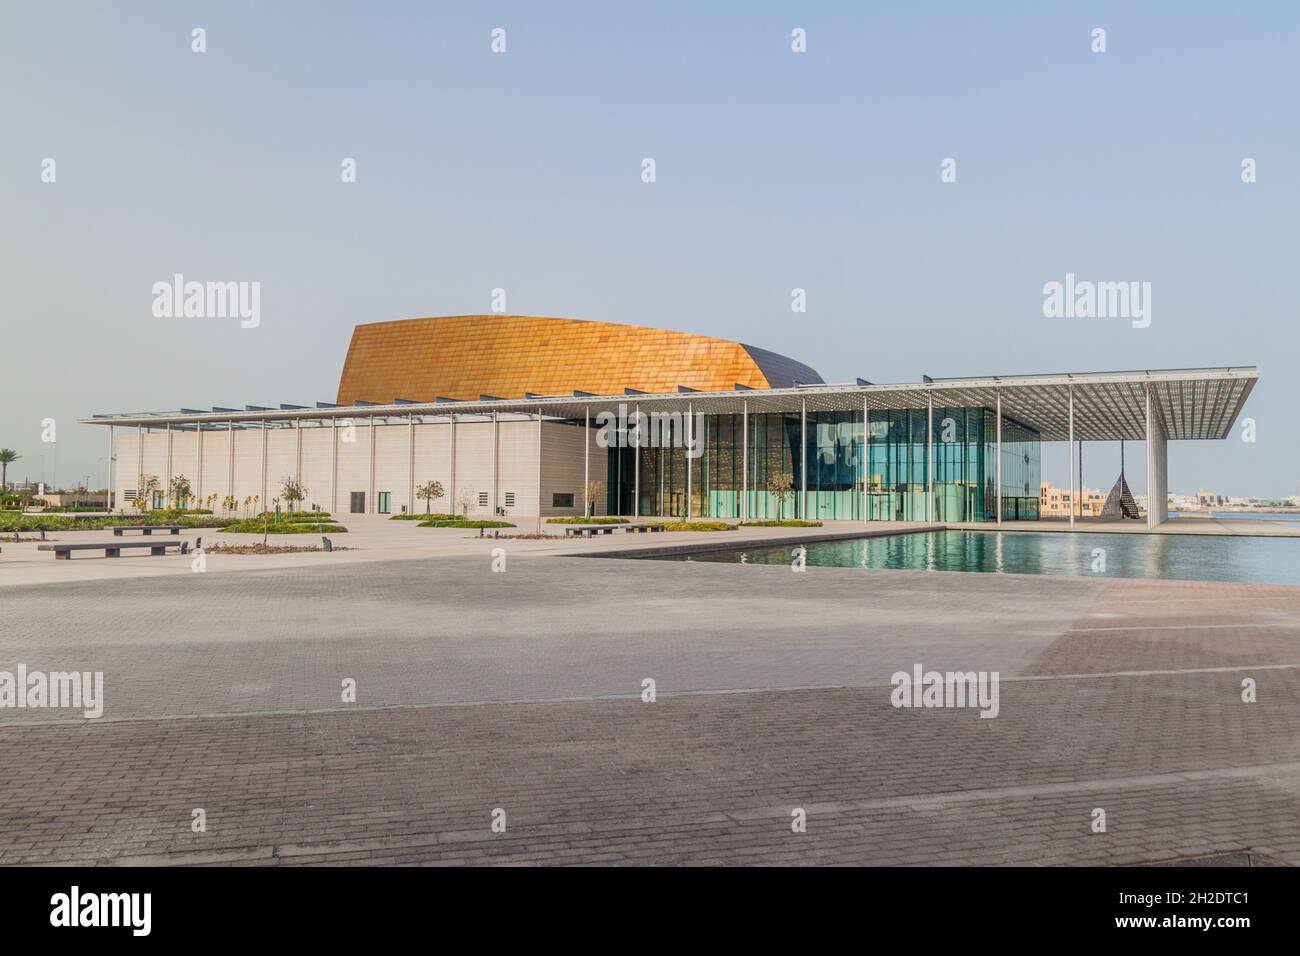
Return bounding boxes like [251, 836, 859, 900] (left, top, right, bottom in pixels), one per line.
[1198, 489, 1229, 508]
[1039, 481, 1106, 517]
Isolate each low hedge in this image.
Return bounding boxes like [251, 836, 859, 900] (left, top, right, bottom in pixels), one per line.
[417, 519, 515, 529]
[0, 513, 230, 532]
[660, 521, 738, 532]
[546, 517, 629, 525]
[390, 513, 454, 521]
[738, 520, 823, 528]
[222, 518, 347, 534]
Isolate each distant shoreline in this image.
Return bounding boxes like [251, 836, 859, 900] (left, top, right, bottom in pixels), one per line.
[1171, 509, 1300, 518]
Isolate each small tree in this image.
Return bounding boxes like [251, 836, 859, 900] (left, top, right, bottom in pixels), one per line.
[281, 476, 307, 513]
[585, 479, 606, 517]
[455, 486, 475, 518]
[168, 474, 192, 510]
[767, 472, 795, 519]
[416, 479, 445, 514]
[137, 474, 160, 512]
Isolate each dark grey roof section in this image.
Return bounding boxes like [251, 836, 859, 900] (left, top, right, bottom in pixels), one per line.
[740, 343, 824, 389]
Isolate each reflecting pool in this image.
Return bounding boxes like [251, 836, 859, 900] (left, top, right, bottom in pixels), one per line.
[661, 530, 1300, 585]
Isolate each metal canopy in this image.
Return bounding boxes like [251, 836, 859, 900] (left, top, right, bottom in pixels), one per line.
[79, 366, 1257, 442]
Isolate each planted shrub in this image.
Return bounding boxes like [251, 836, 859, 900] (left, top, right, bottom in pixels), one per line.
[546, 517, 628, 525]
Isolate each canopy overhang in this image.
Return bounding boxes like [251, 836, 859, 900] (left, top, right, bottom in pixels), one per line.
[81, 366, 1258, 443]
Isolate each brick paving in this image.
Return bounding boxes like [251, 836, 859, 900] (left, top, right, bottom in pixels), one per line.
[0, 558, 1297, 865]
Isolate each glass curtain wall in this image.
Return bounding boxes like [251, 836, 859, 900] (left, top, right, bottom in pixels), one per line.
[618, 407, 1039, 521]
[984, 411, 1041, 520]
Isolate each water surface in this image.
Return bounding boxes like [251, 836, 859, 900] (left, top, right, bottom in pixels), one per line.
[663, 529, 1300, 585]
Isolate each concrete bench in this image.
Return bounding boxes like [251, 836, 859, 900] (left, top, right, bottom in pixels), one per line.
[109, 525, 181, 536]
[39, 540, 185, 560]
[622, 524, 666, 533]
[563, 525, 619, 537]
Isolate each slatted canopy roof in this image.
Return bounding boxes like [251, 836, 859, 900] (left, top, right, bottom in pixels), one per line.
[81, 366, 1257, 443]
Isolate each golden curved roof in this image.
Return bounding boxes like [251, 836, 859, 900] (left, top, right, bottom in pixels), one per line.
[336, 315, 822, 404]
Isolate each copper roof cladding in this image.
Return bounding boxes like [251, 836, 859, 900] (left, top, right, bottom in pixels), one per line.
[334, 315, 824, 404]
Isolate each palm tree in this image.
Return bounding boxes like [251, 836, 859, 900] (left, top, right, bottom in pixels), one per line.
[0, 449, 18, 491]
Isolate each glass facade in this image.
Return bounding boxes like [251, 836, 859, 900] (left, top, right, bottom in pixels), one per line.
[610, 406, 1040, 521]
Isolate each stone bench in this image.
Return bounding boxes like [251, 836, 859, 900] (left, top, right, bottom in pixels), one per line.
[39, 540, 186, 560]
[109, 525, 181, 536]
[563, 525, 619, 537]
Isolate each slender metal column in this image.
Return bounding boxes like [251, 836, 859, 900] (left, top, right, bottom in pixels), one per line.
[1068, 385, 1075, 528]
[165, 423, 173, 507]
[1078, 440, 1084, 518]
[800, 399, 807, 520]
[686, 401, 693, 519]
[295, 418, 302, 483]
[995, 391, 1003, 525]
[260, 419, 268, 513]
[491, 410, 499, 515]
[1145, 388, 1152, 528]
[368, 416, 376, 514]
[926, 393, 933, 523]
[136, 425, 143, 502]
[536, 407, 542, 532]
[633, 404, 640, 518]
[196, 423, 203, 506]
[741, 401, 748, 521]
[227, 422, 235, 503]
[584, 406, 590, 517]
[449, 414, 456, 513]
[863, 397, 869, 523]
[408, 414, 415, 515]
[107, 426, 114, 512]
[329, 417, 337, 514]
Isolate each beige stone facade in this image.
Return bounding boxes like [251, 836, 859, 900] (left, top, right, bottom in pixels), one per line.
[111, 417, 608, 519]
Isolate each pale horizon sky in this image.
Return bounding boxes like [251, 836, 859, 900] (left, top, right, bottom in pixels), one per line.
[2, 2, 1297, 497]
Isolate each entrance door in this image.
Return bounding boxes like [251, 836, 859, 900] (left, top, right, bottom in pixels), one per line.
[350, 492, 365, 514]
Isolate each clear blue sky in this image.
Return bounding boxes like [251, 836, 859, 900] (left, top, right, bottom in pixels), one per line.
[2, 1, 1296, 497]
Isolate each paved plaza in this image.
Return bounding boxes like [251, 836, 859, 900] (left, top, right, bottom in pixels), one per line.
[1, 531, 1298, 866]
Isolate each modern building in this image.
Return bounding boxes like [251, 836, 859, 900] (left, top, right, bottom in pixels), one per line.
[83, 315, 1258, 529]
[1039, 481, 1107, 518]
